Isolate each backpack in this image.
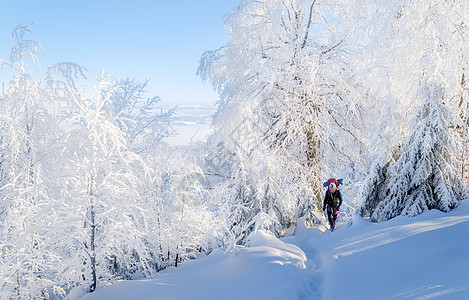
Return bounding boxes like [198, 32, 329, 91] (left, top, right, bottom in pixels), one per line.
[323, 178, 343, 188]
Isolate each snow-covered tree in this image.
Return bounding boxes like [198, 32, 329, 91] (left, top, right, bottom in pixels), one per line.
[52, 72, 158, 293]
[358, 94, 404, 217]
[349, 0, 469, 107]
[107, 78, 175, 158]
[353, 0, 469, 217]
[199, 0, 363, 242]
[146, 145, 214, 268]
[0, 24, 68, 298]
[0, 24, 219, 298]
[371, 77, 464, 222]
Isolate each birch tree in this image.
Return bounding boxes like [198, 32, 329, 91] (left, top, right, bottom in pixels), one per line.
[199, 0, 363, 242]
[0, 24, 66, 298]
[107, 78, 176, 158]
[54, 72, 157, 293]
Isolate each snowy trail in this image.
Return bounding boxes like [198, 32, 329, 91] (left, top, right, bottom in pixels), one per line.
[77, 201, 469, 300]
[295, 201, 469, 300]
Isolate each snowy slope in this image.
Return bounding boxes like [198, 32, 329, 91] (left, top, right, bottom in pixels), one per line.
[74, 201, 469, 300]
[298, 205, 469, 299]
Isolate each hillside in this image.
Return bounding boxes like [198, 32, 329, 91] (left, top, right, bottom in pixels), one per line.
[74, 201, 469, 300]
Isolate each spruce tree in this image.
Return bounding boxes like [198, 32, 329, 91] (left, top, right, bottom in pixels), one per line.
[372, 77, 464, 222]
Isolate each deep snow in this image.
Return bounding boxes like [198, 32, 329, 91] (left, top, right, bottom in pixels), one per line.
[74, 201, 469, 300]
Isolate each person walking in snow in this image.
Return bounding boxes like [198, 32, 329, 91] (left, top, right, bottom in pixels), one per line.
[323, 178, 342, 231]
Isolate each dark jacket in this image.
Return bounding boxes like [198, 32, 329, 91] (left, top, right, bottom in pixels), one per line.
[323, 189, 343, 211]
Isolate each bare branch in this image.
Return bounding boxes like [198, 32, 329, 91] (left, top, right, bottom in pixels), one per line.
[302, 0, 317, 49]
[322, 40, 344, 55]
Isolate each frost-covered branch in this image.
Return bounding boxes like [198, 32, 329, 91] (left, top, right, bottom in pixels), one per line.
[302, 0, 317, 48]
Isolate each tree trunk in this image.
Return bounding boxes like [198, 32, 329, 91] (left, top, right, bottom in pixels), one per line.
[88, 173, 97, 293]
[306, 116, 322, 208]
[90, 203, 96, 292]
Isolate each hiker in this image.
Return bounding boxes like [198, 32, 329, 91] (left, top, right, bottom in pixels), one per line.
[323, 178, 343, 231]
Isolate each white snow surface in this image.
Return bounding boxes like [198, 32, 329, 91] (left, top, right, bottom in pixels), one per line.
[75, 201, 469, 300]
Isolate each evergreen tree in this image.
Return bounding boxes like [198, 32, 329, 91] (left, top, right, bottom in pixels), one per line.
[372, 77, 464, 222]
[354, 0, 469, 217]
[358, 95, 403, 217]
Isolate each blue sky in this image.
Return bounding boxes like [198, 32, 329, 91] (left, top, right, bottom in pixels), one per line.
[0, 0, 238, 106]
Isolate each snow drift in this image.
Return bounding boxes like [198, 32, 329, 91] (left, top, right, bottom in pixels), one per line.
[75, 201, 469, 300]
